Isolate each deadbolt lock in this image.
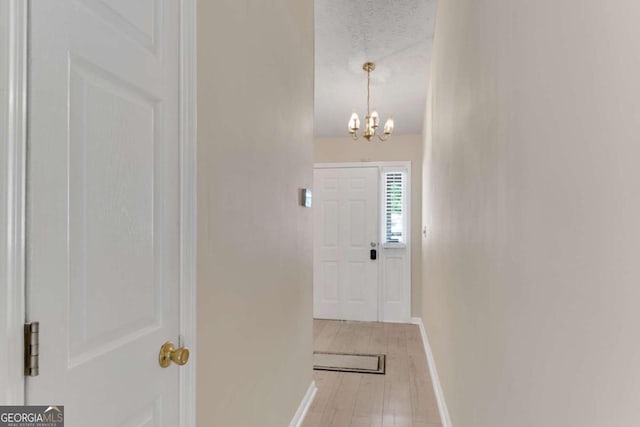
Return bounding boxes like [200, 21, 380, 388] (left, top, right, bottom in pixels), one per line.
[159, 341, 190, 368]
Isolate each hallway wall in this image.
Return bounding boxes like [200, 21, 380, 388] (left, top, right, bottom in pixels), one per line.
[197, 0, 314, 425]
[315, 134, 423, 317]
[422, 0, 640, 425]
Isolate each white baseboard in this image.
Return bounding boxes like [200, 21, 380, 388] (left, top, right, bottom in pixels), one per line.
[411, 317, 452, 427]
[289, 381, 317, 427]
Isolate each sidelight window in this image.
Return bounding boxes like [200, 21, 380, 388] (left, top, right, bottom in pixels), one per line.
[383, 171, 406, 244]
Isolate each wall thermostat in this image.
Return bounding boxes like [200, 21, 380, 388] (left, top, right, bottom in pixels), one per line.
[300, 188, 312, 207]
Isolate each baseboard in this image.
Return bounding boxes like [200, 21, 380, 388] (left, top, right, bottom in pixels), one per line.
[381, 318, 413, 324]
[411, 317, 452, 427]
[289, 381, 317, 427]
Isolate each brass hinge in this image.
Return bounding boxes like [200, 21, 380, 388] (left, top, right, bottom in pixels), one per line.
[24, 322, 39, 377]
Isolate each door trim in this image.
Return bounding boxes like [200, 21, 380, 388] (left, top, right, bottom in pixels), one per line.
[315, 161, 411, 169]
[179, 0, 197, 426]
[0, 0, 27, 405]
[313, 161, 412, 322]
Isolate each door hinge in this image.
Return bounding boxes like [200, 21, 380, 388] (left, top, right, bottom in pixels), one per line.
[24, 322, 39, 377]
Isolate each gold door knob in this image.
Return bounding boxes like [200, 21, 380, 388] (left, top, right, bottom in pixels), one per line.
[159, 341, 190, 368]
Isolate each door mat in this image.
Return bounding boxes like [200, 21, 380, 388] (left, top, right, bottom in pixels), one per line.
[312, 351, 386, 374]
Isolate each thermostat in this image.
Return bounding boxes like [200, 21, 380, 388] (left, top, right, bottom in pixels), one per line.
[300, 188, 312, 207]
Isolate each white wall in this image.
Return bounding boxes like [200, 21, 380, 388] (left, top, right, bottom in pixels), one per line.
[315, 134, 423, 317]
[197, 0, 314, 426]
[423, 0, 640, 425]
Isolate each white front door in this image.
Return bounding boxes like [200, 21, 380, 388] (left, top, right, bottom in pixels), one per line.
[313, 167, 379, 321]
[26, 1, 183, 425]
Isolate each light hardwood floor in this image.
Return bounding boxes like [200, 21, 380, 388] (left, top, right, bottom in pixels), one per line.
[303, 320, 442, 427]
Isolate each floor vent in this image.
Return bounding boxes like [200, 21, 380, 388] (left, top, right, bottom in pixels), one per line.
[312, 351, 386, 374]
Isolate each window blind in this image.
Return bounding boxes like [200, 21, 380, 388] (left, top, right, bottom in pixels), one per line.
[384, 172, 405, 244]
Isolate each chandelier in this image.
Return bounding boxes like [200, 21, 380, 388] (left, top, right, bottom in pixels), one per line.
[348, 62, 394, 141]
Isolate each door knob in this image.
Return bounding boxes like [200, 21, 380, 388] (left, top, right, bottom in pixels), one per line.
[159, 341, 190, 368]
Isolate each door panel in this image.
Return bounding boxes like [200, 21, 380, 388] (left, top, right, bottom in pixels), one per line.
[383, 255, 404, 302]
[315, 172, 342, 318]
[27, 1, 181, 425]
[313, 167, 379, 321]
[380, 167, 411, 322]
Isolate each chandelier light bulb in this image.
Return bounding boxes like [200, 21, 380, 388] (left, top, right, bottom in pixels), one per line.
[370, 110, 379, 128]
[348, 112, 360, 133]
[384, 117, 394, 134]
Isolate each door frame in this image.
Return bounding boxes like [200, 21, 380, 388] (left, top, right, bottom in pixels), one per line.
[0, 0, 28, 406]
[314, 161, 412, 322]
[0, 2, 198, 426]
[179, 0, 198, 426]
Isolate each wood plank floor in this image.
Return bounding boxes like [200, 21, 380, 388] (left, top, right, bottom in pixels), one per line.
[303, 320, 442, 427]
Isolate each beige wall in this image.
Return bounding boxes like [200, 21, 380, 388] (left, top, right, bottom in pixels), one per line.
[315, 135, 423, 317]
[197, 1, 314, 426]
[423, 0, 640, 426]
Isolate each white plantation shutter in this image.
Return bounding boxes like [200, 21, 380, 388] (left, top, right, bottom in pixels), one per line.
[384, 171, 406, 244]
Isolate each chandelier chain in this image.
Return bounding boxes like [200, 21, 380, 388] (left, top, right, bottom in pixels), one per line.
[367, 68, 371, 116]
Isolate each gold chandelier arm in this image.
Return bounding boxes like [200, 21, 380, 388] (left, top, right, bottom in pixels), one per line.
[376, 133, 390, 142]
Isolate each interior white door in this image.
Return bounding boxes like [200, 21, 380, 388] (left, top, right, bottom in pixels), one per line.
[313, 167, 379, 321]
[26, 1, 182, 425]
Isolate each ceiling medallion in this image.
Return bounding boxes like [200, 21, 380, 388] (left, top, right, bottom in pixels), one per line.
[348, 62, 394, 142]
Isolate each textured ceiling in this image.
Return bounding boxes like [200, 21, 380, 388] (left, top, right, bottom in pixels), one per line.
[315, 0, 437, 137]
